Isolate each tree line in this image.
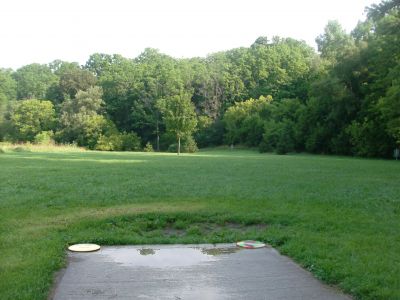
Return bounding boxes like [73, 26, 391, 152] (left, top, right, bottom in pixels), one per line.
[0, 0, 398, 157]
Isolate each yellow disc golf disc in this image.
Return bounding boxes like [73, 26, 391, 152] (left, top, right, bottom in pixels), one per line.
[68, 244, 101, 252]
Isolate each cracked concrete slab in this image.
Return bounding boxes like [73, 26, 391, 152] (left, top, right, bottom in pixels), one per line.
[51, 244, 351, 300]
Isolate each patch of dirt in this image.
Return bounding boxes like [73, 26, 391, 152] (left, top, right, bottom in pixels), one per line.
[162, 221, 267, 236]
[163, 227, 186, 237]
[221, 222, 268, 231]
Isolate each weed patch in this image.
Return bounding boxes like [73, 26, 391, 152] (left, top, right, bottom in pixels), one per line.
[65, 212, 269, 246]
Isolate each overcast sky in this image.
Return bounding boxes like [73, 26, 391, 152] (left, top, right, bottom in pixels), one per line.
[0, 0, 379, 70]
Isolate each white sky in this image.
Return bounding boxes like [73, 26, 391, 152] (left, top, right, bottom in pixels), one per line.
[0, 0, 379, 70]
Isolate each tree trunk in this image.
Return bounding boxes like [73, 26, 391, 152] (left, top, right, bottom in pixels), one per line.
[156, 120, 160, 152]
[178, 136, 181, 155]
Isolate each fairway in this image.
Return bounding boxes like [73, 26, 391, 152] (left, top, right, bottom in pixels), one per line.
[0, 149, 399, 299]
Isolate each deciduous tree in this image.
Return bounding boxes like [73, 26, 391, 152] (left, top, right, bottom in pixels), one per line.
[9, 99, 56, 141]
[157, 92, 197, 155]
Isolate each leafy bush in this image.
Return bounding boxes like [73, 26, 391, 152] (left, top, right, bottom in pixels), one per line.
[223, 96, 272, 146]
[159, 132, 176, 151]
[259, 119, 296, 154]
[167, 136, 198, 153]
[95, 132, 141, 151]
[120, 132, 141, 151]
[259, 120, 278, 153]
[346, 120, 393, 157]
[195, 118, 224, 148]
[9, 99, 56, 142]
[167, 143, 178, 153]
[34, 131, 54, 145]
[95, 134, 123, 151]
[275, 124, 295, 155]
[182, 136, 198, 153]
[143, 142, 154, 152]
[0, 119, 13, 142]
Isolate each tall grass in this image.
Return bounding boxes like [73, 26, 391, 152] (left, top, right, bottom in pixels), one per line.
[0, 142, 85, 153]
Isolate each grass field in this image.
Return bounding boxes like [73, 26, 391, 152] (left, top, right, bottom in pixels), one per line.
[0, 149, 399, 299]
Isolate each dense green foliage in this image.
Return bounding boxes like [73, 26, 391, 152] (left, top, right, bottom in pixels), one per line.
[223, 95, 272, 146]
[0, 0, 398, 157]
[9, 99, 56, 142]
[0, 149, 399, 299]
[57, 86, 108, 148]
[157, 92, 197, 154]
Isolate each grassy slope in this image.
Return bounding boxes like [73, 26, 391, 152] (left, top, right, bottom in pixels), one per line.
[0, 150, 399, 299]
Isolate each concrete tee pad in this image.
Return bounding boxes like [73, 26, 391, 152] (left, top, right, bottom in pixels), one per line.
[52, 244, 350, 300]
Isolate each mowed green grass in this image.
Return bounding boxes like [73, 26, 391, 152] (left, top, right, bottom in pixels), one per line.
[0, 149, 399, 299]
